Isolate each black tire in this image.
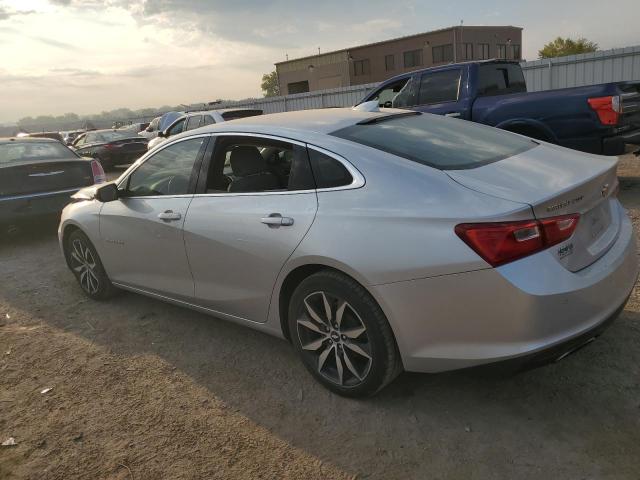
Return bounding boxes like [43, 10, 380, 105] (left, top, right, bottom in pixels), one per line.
[288, 270, 402, 397]
[65, 230, 118, 300]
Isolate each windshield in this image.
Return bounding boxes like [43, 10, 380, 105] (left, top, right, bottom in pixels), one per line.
[331, 113, 536, 170]
[0, 142, 77, 166]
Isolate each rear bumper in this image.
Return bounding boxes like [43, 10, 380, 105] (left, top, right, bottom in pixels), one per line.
[602, 128, 640, 155]
[372, 202, 638, 373]
[0, 188, 79, 225]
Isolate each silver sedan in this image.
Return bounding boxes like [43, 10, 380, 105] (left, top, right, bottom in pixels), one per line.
[58, 108, 638, 397]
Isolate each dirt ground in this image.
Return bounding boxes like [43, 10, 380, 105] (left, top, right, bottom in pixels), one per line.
[2, 153, 640, 480]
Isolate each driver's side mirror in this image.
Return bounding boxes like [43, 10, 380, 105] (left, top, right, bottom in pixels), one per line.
[157, 130, 165, 138]
[95, 183, 119, 203]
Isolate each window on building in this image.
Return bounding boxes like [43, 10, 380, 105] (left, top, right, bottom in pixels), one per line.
[479, 43, 490, 60]
[463, 43, 473, 60]
[418, 69, 461, 105]
[403, 49, 423, 68]
[497, 44, 507, 59]
[288, 81, 310, 94]
[432, 44, 454, 63]
[512, 44, 521, 60]
[385, 54, 395, 71]
[354, 59, 371, 76]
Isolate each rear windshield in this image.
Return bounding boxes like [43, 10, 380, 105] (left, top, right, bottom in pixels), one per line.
[0, 142, 77, 166]
[221, 110, 263, 121]
[86, 131, 135, 143]
[331, 113, 536, 170]
[477, 63, 527, 97]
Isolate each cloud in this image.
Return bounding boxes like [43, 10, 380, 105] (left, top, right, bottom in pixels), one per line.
[0, 6, 37, 21]
[49, 67, 103, 77]
[29, 35, 78, 50]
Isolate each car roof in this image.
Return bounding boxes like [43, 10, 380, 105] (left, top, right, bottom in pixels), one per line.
[190, 107, 409, 136]
[0, 137, 60, 144]
[186, 108, 261, 117]
[379, 58, 521, 85]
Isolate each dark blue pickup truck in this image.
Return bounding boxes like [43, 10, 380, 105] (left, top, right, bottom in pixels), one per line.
[360, 60, 640, 155]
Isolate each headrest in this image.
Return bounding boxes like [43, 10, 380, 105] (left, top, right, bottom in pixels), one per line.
[229, 146, 267, 177]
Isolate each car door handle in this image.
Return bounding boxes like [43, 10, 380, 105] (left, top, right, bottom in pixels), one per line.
[444, 112, 461, 118]
[157, 210, 182, 221]
[261, 213, 294, 227]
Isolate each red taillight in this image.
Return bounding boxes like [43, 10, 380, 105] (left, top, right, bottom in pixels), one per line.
[588, 96, 621, 125]
[90, 159, 106, 184]
[455, 214, 580, 267]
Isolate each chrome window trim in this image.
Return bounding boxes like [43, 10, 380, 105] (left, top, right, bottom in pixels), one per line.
[0, 187, 81, 202]
[305, 144, 366, 192]
[191, 132, 365, 198]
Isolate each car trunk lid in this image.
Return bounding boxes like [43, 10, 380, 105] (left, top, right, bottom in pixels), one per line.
[0, 159, 94, 197]
[447, 144, 620, 272]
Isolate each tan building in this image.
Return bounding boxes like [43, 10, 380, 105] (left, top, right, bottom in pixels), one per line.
[275, 25, 523, 95]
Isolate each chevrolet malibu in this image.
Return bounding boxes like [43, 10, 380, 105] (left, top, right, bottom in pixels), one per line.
[58, 107, 638, 397]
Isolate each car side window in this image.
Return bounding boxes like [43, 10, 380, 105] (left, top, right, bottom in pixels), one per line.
[185, 115, 202, 131]
[73, 135, 86, 147]
[204, 136, 314, 193]
[125, 137, 205, 197]
[370, 77, 416, 108]
[202, 115, 215, 126]
[418, 69, 461, 105]
[307, 149, 353, 189]
[167, 118, 186, 137]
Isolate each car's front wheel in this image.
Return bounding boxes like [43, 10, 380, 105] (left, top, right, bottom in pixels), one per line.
[65, 230, 117, 300]
[288, 270, 402, 397]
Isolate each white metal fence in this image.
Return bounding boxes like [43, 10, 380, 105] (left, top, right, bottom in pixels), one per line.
[521, 45, 640, 92]
[210, 82, 377, 114]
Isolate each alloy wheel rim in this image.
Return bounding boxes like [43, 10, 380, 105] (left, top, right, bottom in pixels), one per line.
[70, 239, 100, 294]
[296, 291, 372, 387]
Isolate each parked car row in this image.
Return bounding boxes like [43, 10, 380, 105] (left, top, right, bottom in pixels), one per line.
[145, 108, 263, 150]
[0, 137, 105, 230]
[70, 129, 149, 170]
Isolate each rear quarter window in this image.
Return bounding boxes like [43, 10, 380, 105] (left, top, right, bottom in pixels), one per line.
[308, 149, 353, 188]
[331, 113, 536, 170]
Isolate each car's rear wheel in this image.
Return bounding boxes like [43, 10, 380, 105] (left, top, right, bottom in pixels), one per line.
[66, 230, 117, 300]
[288, 270, 402, 397]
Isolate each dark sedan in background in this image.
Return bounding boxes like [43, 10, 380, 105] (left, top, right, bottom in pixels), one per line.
[71, 129, 148, 170]
[0, 138, 106, 230]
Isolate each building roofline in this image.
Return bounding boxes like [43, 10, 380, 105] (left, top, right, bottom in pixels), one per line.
[274, 25, 523, 65]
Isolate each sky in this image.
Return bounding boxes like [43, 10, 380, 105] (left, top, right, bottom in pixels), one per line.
[0, 0, 639, 124]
